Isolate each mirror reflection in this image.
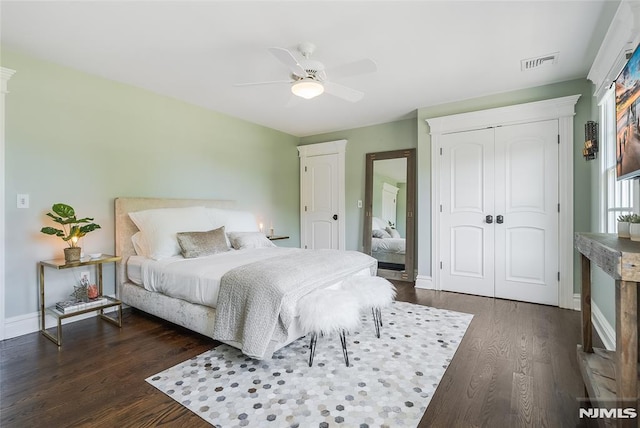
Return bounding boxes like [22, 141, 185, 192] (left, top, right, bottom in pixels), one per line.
[364, 148, 415, 282]
[371, 158, 407, 271]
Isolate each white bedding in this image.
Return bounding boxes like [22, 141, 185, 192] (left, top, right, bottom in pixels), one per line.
[127, 247, 299, 308]
[371, 237, 406, 254]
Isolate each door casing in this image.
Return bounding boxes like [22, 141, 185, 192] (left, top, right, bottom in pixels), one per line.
[426, 95, 580, 309]
[298, 140, 347, 250]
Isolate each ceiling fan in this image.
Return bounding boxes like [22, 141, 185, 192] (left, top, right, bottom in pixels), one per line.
[235, 42, 377, 102]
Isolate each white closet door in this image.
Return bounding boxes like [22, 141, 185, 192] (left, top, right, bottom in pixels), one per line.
[439, 128, 495, 297]
[494, 120, 559, 305]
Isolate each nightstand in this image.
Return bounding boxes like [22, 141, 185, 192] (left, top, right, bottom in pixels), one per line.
[39, 254, 122, 346]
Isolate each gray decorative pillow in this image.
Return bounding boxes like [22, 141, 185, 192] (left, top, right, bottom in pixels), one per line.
[176, 226, 229, 258]
[227, 231, 276, 250]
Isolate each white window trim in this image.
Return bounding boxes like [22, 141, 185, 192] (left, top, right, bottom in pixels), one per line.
[598, 87, 639, 233]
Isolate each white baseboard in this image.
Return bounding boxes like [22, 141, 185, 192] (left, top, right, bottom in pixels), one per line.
[4, 296, 119, 340]
[415, 275, 434, 290]
[591, 300, 615, 351]
[573, 293, 581, 311]
[574, 293, 615, 351]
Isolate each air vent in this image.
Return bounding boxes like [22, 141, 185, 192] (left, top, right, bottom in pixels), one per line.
[521, 52, 559, 71]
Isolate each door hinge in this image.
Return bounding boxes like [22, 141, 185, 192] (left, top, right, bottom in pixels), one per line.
[558, 203, 560, 213]
[557, 272, 560, 281]
[557, 135, 560, 144]
[440, 204, 443, 212]
[305, 245, 308, 249]
[440, 147, 443, 155]
[304, 206, 307, 212]
[304, 166, 307, 172]
[440, 261, 443, 269]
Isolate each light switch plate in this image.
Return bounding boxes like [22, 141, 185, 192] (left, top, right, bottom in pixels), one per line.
[17, 194, 29, 208]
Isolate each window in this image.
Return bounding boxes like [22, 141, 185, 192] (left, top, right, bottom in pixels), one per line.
[600, 86, 637, 232]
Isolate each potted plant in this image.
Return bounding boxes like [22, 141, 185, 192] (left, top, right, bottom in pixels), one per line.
[618, 214, 633, 238]
[629, 214, 640, 242]
[40, 203, 101, 262]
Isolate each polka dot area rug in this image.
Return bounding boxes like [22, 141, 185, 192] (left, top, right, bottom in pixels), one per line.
[146, 301, 473, 427]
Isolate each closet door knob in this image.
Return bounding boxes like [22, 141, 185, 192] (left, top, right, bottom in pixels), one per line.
[333, 214, 338, 220]
[497, 215, 504, 224]
[485, 215, 493, 224]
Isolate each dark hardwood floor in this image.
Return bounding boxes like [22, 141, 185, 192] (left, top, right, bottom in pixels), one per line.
[1, 283, 594, 427]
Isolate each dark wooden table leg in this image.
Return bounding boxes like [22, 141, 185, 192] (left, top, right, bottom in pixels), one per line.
[581, 254, 592, 353]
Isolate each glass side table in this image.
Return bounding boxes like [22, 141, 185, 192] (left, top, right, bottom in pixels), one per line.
[39, 254, 122, 346]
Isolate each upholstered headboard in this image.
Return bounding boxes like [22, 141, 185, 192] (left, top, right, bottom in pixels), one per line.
[114, 197, 235, 293]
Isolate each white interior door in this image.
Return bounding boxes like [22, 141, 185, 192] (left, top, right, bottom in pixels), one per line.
[302, 153, 339, 249]
[439, 128, 495, 297]
[439, 120, 559, 305]
[494, 120, 559, 305]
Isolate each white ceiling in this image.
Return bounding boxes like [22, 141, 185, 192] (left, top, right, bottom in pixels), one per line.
[0, 1, 619, 137]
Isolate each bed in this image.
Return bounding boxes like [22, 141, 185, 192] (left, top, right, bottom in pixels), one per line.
[115, 197, 377, 359]
[370, 216, 405, 265]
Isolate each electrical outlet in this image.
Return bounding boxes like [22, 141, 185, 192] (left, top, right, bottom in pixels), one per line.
[357, 200, 363, 208]
[79, 271, 91, 285]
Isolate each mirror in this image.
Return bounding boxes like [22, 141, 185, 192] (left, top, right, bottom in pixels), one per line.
[364, 149, 415, 281]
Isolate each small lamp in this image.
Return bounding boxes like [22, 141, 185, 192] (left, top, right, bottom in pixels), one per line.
[291, 78, 324, 99]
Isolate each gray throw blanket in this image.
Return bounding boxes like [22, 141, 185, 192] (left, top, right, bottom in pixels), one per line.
[212, 249, 377, 359]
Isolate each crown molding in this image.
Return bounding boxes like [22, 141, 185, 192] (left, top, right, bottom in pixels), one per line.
[588, 0, 640, 101]
[1, 67, 16, 94]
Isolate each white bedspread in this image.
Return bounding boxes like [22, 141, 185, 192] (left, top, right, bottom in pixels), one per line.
[128, 247, 299, 308]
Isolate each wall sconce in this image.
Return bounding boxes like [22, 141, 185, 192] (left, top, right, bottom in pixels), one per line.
[583, 120, 598, 160]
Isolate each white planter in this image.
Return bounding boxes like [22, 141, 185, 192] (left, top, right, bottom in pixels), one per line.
[618, 221, 631, 238]
[630, 223, 640, 241]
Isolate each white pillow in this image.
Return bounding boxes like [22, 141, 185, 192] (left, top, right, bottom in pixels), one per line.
[227, 232, 276, 249]
[129, 206, 212, 260]
[372, 229, 391, 239]
[204, 208, 230, 229]
[224, 210, 259, 232]
[131, 232, 149, 257]
[386, 227, 401, 239]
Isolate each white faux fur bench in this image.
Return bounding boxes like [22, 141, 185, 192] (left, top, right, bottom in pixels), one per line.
[342, 276, 396, 338]
[297, 288, 361, 367]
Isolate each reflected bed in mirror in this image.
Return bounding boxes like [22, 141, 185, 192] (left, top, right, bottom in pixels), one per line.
[364, 149, 415, 281]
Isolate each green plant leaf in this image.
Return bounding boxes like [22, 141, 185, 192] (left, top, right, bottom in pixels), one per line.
[40, 227, 64, 237]
[52, 203, 75, 219]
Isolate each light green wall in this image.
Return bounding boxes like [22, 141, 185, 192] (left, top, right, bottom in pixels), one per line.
[299, 118, 417, 251]
[2, 49, 300, 319]
[1, 47, 603, 323]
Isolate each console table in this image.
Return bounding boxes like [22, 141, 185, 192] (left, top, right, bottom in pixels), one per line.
[575, 233, 639, 427]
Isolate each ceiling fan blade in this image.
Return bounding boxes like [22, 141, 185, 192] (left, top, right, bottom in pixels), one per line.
[323, 81, 364, 103]
[326, 58, 377, 79]
[268, 47, 308, 78]
[234, 80, 292, 87]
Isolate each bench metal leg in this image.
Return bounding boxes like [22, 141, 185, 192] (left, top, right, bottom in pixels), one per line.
[308, 333, 318, 367]
[339, 330, 350, 367]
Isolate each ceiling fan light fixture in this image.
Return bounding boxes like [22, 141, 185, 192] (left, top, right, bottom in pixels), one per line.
[291, 79, 324, 99]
